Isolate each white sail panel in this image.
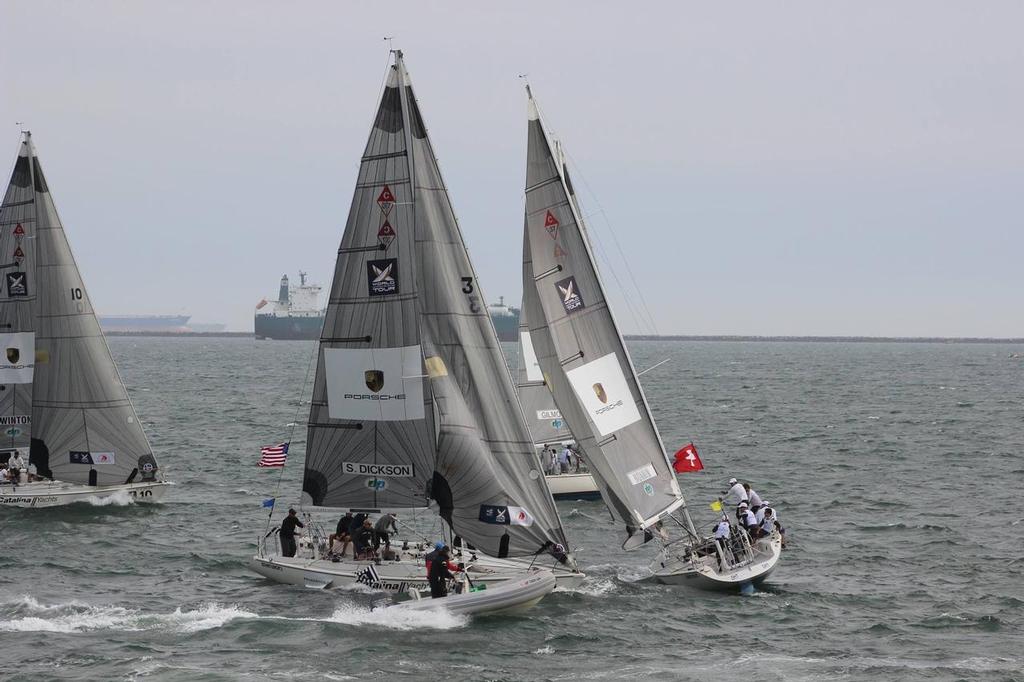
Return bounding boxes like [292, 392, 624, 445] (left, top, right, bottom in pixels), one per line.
[520, 331, 543, 382]
[565, 352, 641, 437]
[324, 345, 425, 421]
[0, 332, 35, 383]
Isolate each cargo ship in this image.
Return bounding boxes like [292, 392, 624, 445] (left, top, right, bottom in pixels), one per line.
[488, 297, 520, 342]
[254, 272, 325, 340]
[98, 314, 191, 332]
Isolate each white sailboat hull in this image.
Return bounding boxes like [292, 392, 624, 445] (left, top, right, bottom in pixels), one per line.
[250, 542, 584, 592]
[649, 533, 783, 591]
[0, 480, 171, 508]
[384, 570, 556, 616]
[545, 472, 601, 500]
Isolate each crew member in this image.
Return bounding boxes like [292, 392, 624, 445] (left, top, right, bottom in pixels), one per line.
[558, 446, 571, 474]
[753, 507, 776, 540]
[353, 518, 375, 559]
[279, 508, 304, 558]
[373, 512, 398, 550]
[427, 545, 460, 599]
[756, 501, 771, 524]
[743, 483, 763, 513]
[737, 503, 758, 534]
[8, 451, 25, 484]
[713, 516, 732, 568]
[722, 478, 748, 506]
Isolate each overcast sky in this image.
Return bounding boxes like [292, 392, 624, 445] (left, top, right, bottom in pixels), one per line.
[2, 1, 1021, 335]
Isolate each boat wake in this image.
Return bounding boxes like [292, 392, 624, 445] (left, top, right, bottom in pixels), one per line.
[0, 596, 466, 634]
[0, 597, 253, 633]
[82, 489, 136, 507]
[314, 603, 468, 630]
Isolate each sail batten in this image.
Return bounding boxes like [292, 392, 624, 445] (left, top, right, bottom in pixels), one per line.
[521, 91, 685, 545]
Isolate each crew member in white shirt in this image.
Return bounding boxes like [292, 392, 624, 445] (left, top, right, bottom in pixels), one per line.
[756, 501, 771, 524]
[8, 452, 26, 482]
[737, 503, 758, 535]
[722, 478, 748, 506]
[713, 516, 732, 569]
[744, 484, 763, 512]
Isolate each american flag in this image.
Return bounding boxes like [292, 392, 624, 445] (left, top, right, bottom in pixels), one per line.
[257, 443, 289, 467]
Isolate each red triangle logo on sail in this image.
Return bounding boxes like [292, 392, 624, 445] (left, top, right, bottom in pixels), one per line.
[12, 246, 24, 261]
[13, 224, 25, 236]
[544, 211, 560, 239]
[554, 243, 567, 259]
[377, 186, 396, 216]
[377, 220, 396, 248]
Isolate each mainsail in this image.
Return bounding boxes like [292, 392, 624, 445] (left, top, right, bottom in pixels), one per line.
[0, 133, 159, 487]
[520, 89, 686, 546]
[516, 300, 572, 446]
[303, 53, 569, 560]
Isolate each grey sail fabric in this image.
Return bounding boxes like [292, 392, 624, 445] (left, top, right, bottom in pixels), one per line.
[0, 139, 38, 470]
[516, 299, 572, 446]
[395, 54, 569, 559]
[520, 91, 684, 544]
[1, 134, 159, 486]
[302, 62, 437, 510]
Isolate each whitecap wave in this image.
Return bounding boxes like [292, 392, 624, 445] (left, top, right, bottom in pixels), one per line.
[533, 645, 555, 655]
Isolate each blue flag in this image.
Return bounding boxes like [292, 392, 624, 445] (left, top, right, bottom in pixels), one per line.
[262, 498, 275, 508]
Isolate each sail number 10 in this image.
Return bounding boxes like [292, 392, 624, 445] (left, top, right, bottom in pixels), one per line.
[70, 288, 83, 300]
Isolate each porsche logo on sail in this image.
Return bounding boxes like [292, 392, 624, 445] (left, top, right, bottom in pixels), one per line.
[364, 370, 384, 393]
[6, 348, 18, 364]
[592, 382, 608, 404]
[367, 258, 398, 296]
[555, 276, 585, 314]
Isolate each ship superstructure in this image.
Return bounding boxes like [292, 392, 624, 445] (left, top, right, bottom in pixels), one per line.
[488, 296, 520, 342]
[254, 272, 325, 340]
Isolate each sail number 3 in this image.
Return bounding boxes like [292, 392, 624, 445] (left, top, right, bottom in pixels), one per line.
[460, 277, 481, 313]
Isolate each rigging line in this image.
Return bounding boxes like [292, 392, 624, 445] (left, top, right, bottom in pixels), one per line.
[563, 150, 661, 335]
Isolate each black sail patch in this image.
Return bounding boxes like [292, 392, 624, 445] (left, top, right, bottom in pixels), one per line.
[554, 276, 584, 314]
[367, 258, 398, 296]
[6, 272, 27, 297]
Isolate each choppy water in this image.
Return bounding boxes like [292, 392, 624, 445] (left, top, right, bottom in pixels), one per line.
[2, 338, 1022, 681]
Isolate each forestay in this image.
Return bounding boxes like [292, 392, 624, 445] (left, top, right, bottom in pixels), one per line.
[0, 133, 159, 487]
[516, 300, 573, 446]
[520, 89, 684, 546]
[304, 53, 570, 561]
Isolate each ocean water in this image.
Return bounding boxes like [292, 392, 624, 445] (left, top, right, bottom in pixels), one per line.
[1, 337, 1022, 681]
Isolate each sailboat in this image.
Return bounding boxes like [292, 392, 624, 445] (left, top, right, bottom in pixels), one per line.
[516, 302, 599, 501]
[250, 52, 582, 598]
[519, 89, 781, 590]
[0, 132, 169, 508]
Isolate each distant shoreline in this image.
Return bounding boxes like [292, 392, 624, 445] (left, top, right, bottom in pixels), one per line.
[103, 331, 1024, 344]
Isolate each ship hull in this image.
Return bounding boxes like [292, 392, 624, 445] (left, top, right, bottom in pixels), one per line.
[254, 314, 324, 340]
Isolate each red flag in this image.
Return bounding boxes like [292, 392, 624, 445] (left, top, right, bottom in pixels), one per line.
[672, 443, 703, 473]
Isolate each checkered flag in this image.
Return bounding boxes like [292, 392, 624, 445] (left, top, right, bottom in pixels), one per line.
[355, 565, 379, 586]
